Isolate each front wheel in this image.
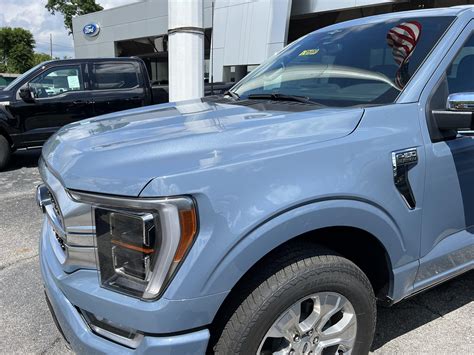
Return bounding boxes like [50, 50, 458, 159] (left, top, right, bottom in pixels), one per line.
[213, 246, 376, 355]
[0, 135, 11, 171]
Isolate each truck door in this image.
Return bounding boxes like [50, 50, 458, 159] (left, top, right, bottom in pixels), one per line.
[416, 23, 474, 290]
[89, 61, 147, 117]
[8, 63, 92, 145]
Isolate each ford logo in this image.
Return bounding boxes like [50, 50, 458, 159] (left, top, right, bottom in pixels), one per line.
[83, 23, 100, 37]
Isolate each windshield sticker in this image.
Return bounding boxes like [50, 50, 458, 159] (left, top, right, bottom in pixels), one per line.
[299, 49, 319, 56]
[387, 21, 422, 89]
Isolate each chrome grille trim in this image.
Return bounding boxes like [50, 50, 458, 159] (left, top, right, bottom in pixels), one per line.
[46, 222, 96, 272]
[38, 159, 95, 237]
[44, 202, 66, 240]
[39, 185, 96, 247]
[67, 225, 96, 235]
[64, 244, 97, 272]
[67, 233, 95, 247]
[38, 159, 97, 272]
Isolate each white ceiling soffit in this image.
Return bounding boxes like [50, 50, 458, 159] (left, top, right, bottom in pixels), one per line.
[291, 0, 409, 16]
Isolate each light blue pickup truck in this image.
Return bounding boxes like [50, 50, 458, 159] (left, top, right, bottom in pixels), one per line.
[37, 6, 473, 355]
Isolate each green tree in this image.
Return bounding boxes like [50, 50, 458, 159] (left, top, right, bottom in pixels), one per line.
[46, 0, 103, 35]
[0, 27, 35, 73]
[32, 52, 53, 66]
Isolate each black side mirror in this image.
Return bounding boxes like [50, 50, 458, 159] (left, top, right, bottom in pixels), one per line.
[432, 92, 474, 133]
[19, 85, 35, 103]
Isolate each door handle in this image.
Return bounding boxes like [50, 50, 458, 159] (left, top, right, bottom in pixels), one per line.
[392, 148, 418, 210]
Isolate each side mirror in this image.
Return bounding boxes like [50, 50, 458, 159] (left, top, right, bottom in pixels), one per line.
[432, 92, 474, 132]
[19, 85, 35, 103]
[447, 92, 474, 111]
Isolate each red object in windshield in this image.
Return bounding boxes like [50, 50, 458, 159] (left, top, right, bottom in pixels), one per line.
[387, 21, 422, 88]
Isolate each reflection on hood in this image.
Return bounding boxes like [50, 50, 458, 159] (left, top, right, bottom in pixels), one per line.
[42, 99, 364, 196]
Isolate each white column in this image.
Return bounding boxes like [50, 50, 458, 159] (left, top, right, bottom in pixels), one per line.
[168, 0, 204, 102]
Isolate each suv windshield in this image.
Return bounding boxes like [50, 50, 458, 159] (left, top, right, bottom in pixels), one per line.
[233, 16, 454, 107]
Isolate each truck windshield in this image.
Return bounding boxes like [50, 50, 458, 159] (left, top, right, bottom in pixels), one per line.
[232, 16, 454, 107]
[3, 62, 47, 91]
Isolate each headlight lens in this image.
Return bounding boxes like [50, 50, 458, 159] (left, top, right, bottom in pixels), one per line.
[68, 192, 198, 300]
[95, 210, 158, 297]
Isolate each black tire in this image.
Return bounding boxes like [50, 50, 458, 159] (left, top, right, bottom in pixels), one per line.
[0, 134, 11, 171]
[213, 244, 376, 355]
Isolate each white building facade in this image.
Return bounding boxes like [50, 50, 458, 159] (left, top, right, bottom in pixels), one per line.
[72, 0, 470, 84]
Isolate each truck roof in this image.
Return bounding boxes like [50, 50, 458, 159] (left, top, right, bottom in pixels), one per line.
[39, 57, 143, 66]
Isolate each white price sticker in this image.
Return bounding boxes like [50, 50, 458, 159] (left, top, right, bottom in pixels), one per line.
[67, 76, 80, 89]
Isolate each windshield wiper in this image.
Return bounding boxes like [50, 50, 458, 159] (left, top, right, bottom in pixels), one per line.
[224, 90, 240, 100]
[247, 93, 322, 106]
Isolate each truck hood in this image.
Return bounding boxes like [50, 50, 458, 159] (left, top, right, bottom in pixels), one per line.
[42, 99, 364, 196]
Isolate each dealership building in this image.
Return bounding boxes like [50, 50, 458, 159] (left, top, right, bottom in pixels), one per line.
[72, 0, 473, 84]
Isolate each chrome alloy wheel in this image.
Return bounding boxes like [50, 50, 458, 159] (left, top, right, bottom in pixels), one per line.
[257, 292, 357, 355]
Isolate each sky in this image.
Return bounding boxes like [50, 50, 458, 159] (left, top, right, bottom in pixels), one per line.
[0, 0, 140, 58]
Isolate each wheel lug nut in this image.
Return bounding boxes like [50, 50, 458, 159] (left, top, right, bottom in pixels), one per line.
[289, 350, 295, 355]
[294, 335, 300, 342]
[313, 336, 319, 344]
[308, 330, 313, 336]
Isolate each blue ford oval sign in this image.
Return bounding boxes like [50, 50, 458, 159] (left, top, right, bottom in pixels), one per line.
[83, 23, 100, 37]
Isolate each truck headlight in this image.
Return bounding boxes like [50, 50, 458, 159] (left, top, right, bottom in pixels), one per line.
[95, 210, 158, 297]
[70, 192, 197, 300]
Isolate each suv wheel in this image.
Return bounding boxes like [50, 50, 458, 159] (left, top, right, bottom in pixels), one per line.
[213, 245, 376, 355]
[0, 135, 11, 171]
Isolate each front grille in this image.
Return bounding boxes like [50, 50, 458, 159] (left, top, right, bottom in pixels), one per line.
[37, 161, 98, 273]
[54, 232, 66, 251]
[48, 191, 62, 225]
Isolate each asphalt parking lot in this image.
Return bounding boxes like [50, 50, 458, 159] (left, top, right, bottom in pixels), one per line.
[0, 149, 472, 354]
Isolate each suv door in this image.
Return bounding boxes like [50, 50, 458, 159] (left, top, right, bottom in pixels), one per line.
[416, 23, 474, 289]
[8, 64, 92, 145]
[89, 61, 146, 116]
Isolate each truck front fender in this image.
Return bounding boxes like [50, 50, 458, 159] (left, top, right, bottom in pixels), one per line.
[200, 198, 410, 301]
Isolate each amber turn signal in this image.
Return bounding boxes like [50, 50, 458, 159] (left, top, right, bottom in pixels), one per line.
[174, 208, 197, 262]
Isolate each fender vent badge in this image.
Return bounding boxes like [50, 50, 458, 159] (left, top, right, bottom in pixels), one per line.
[392, 148, 418, 209]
